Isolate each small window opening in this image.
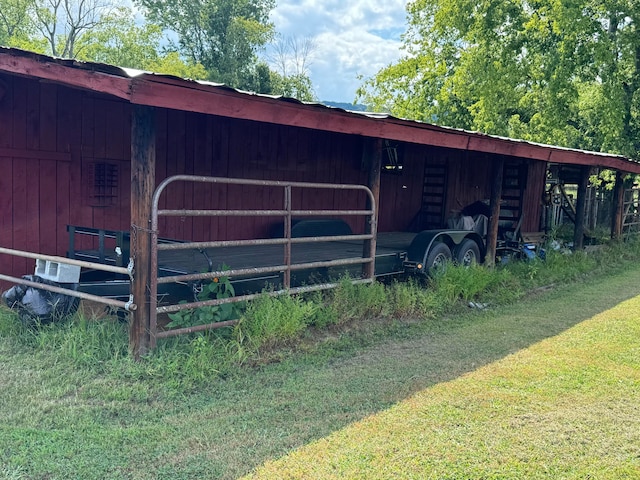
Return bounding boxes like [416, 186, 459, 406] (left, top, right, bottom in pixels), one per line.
[90, 162, 118, 207]
[383, 140, 403, 174]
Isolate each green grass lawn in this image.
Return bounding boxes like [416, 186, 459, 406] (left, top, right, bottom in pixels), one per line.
[2, 266, 640, 479]
[244, 275, 640, 479]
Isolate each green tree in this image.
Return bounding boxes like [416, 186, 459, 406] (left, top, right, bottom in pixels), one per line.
[134, 0, 275, 91]
[266, 34, 316, 101]
[76, 7, 207, 79]
[32, 0, 126, 57]
[357, 0, 640, 158]
[0, 0, 41, 48]
[269, 71, 315, 102]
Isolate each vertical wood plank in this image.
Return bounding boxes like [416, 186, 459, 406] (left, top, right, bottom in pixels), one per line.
[611, 170, 624, 239]
[56, 160, 71, 256]
[119, 106, 133, 231]
[104, 102, 127, 231]
[130, 105, 156, 358]
[37, 160, 56, 254]
[154, 109, 168, 236]
[71, 95, 94, 251]
[192, 113, 208, 241]
[363, 138, 382, 279]
[25, 79, 39, 150]
[12, 156, 28, 275]
[0, 76, 14, 148]
[12, 76, 27, 150]
[519, 160, 547, 233]
[212, 116, 230, 240]
[165, 109, 185, 239]
[56, 88, 81, 255]
[573, 166, 590, 250]
[182, 111, 195, 240]
[0, 156, 13, 281]
[39, 83, 57, 152]
[485, 157, 504, 268]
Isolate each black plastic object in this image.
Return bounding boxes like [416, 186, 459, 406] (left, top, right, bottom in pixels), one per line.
[269, 219, 353, 238]
[2, 275, 80, 325]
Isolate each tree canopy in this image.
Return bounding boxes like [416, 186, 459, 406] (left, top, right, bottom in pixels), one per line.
[266, 35, 317, 101]
[357, 0, 640, 159]
[135, 0, 275, 91]
[0, 0, 316, 101]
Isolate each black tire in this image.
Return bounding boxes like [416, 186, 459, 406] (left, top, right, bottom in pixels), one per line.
[454, 239, 481, 266]
[425, 242, 452, 273]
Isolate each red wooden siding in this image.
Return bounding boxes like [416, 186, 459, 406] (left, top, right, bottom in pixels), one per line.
[522, 160, 547, 233]
[0, 74, 550, 280]
[0, 75, 133, 280]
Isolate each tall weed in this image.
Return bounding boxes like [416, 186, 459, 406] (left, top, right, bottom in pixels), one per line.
[2, 237, 640, 387]
[428, 264, 522, 305]
[385, 279, 448, 319]
[0, 307, 25, 338]
[233, 293, 316, 353]
[326, 277, 389, 324]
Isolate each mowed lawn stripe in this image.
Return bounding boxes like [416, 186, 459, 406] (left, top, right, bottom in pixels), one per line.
[244, 281, 640, 479]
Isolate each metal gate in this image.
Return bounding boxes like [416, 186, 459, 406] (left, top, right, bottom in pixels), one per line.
[149, 175, 377, 344]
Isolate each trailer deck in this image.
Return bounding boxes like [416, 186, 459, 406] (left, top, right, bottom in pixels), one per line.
[68, 226, 416, 301]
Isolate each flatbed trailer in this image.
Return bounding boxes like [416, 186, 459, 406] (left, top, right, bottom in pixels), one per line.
[56, 176, 493, 342]
[67, 224, 486, 305]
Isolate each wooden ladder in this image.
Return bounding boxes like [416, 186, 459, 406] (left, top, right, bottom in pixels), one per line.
[409, 160, 448, 231]
[500, 161, 527, 231]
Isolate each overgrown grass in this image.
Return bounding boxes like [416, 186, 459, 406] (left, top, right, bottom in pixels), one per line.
[2, 241, 640, 479]
[2, 237, 640, 388]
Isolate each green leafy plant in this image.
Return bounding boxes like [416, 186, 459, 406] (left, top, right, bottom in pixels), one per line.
[325, 276, 389, 324]
[165, 274, 243, 329]
[232, 293, 316, 353]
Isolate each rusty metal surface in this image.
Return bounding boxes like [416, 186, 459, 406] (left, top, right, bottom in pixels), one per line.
[156, 319, 238, 338]
[0, 247, 136, 311]
[157, 209, 373, 217]
[0, 273, 137, 311]
[156, 234, 374, 251]
[149, 175, 377, 345]
[0, 246, 130, 276]
[156, 257, 372, 285]
[156, 278, 373, 315]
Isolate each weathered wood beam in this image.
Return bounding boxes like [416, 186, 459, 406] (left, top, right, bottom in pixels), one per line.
[363, 138, 382, 279]
[0, 51, 131, 100]
[130, 105, 156, 359]
[485, 157, 504, 267]
[573, 166, 590, 250]
[129, 78, 640, 174]
[611, 171, 624, 240]
[3, 50, 640, 174]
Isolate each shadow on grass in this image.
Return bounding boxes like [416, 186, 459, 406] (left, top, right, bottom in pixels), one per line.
[3, 268, 640, 480]
[172, 268, 640, 479]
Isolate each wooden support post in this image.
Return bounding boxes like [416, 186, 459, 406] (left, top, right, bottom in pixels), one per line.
[363, 138, 382, 279]
[485, 157, 504, 268]
[611, 171, 624, 240]
[573, 166, 590, 250]
[130, 105, 156, 359]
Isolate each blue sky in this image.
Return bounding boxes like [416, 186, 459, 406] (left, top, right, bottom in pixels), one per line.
[268, 0, 409, 103]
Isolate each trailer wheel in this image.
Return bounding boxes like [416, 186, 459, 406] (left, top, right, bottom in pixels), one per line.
[455, 239, 481, 266]
[425, 242, 452, 273]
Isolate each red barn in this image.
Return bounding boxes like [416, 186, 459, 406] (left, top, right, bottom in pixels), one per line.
[1, 47, 639, 354]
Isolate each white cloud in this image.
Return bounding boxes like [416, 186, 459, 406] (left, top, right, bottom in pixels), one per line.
[269, 0, 409, 102]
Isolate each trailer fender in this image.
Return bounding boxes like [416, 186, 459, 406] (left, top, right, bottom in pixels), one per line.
[405, 230, 485, 274]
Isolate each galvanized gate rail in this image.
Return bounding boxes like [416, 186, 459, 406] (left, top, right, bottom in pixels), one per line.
[150, 175, 377, 345]
[0, 247, 136, 311]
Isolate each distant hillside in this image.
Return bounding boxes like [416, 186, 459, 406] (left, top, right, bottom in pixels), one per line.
[321, 101, 368, 112]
